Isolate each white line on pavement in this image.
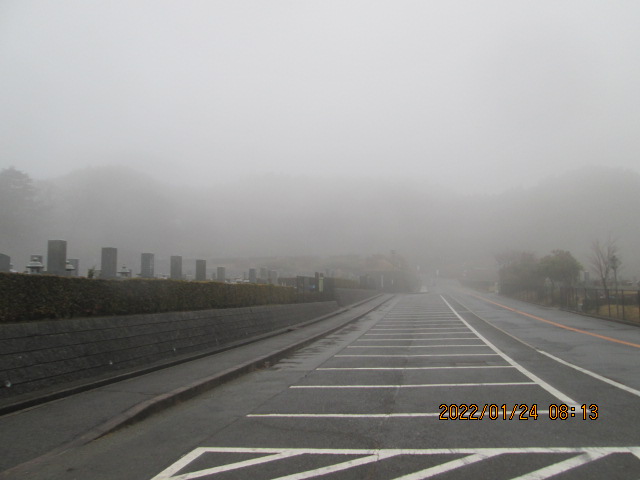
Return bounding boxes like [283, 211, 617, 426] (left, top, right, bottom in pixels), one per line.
[356, 338, 483, 341]
[508, 451, 612, 480]
[440, 296, 579, 406]
[317, 366, 514, 370]
[247, 412, 551, 418]
[372, 329, 468, 332]
[150, 446, 640, 480]
[290, 382, 536, 389]
[335, 354, 500, 357]
[365, 333, 476, 335]
[346, 345, 491, 348]
[537, 350, 640, 398]
[390, 452, 497, 480]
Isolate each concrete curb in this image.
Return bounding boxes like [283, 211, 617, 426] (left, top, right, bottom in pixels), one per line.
[96, 293, 390, 438]
[0, 293, 391, 479]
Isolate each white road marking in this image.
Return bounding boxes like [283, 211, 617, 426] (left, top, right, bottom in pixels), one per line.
[290, 382, 536, 389]
[356, 337, 484, 347]
[371, 327, 470, 331]
[248, 413, 445, 418]
[509, 451, 611, 480]
[335, 354, 500, 357]
[365, 333, 476, 335]
[440, 296, 579, 407]
[164, 451, 305, 480]
[356, 333, 482, 342]
[270, 452, 396, 480]
[248, 411, 551, 418]
[376, 323, 462, 326]
[317, 366, 514, 371]
[150, 447, 640, 480]
[390, 452, 497, 480]
[347, 345, 491, 348]
[538, 350, 640, 398]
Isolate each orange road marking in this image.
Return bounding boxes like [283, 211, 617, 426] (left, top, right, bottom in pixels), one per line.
[471, 294, 640, 349]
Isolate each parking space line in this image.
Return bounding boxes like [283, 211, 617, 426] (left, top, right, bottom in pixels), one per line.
[365, 333, 476, 335]
[371, 328, 469, 331]
[335, 354, 500, 357]
[290, 382, 536, 389]
[317, 366, 514, 371]
[356, 338, 483, 341]
[247, 411, 551, 418]
[346, 345, 490, 348]
[377, 323, 462, 325]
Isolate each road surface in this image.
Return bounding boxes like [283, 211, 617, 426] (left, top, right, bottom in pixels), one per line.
[12, 284, 640, 479]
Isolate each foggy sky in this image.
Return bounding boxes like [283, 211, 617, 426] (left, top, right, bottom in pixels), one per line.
[2, 1, 640, 193]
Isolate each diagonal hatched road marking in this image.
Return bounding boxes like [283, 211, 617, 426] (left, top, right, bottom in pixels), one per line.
[149, 447, 640, 480]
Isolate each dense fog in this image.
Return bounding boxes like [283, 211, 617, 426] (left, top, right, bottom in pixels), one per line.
[1, 164, 638, 280]
[2, 2, 640, 281]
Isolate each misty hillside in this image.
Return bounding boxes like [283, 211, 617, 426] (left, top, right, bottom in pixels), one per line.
[2, 165, 639, 279]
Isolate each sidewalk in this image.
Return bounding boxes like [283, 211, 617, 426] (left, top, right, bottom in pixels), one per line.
[0, 294, 393, 476]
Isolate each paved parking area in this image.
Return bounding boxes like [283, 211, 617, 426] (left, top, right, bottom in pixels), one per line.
[146, 293, 640, 479]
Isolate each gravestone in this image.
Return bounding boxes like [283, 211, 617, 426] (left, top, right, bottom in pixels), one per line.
[0, 254, 10, 273]
[100, 248, 118, 279]
[67, 258, 79, 276]
[195, 259, 206, 281]
[170, 256, 182, 280]
[141, 253, 155, 278]
[216, 266, 226, 283]
[47, 240, 67, 276]
[26, 254, 44, 274]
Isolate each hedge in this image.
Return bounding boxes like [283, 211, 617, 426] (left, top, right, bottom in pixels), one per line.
[0, 273, 305, 323]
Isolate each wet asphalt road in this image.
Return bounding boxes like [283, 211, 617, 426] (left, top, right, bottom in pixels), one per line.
[13, 285, 640, 479]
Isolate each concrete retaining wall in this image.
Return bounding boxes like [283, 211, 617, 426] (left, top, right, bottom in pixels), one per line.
[0, 301, 339, 400]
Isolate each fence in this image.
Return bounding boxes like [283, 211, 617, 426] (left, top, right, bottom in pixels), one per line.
[500, 284, 640, 324]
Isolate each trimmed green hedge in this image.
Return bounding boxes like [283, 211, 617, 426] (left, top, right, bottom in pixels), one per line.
[0, 273, 305, 323]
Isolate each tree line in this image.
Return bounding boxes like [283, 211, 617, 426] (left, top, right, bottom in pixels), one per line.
[497, 238, 626, 296]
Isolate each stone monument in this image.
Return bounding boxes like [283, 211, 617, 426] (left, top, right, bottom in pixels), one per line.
[100, 247, 118, 279]
[0, 253, 11, 273]
[141, 253, 155, 278]
[216, 266, 226, 282]
[47, 240, 67, 276]
[195, 259, 206, 281]
[170, 256, 182, 280]
[67, 258, 79, 276]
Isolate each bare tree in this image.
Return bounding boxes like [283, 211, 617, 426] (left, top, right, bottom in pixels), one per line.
[588, 237, 619, 297]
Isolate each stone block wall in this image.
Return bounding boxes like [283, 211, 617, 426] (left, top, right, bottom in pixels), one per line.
[0, 301, 339, 400]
